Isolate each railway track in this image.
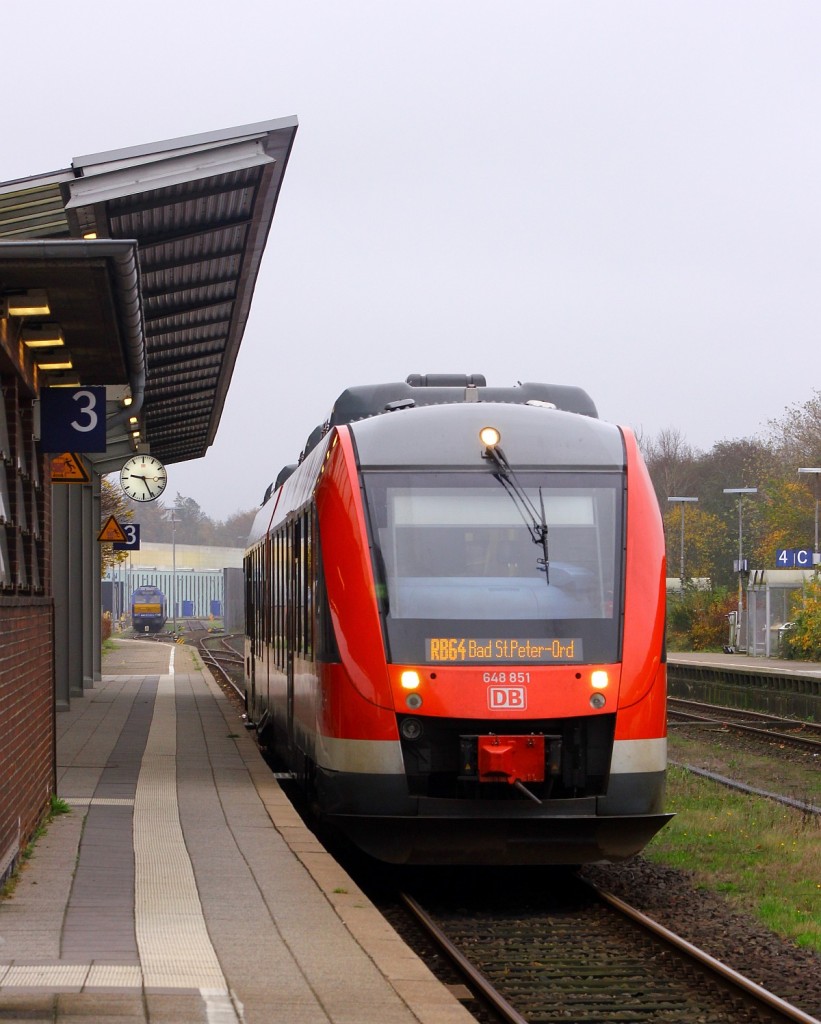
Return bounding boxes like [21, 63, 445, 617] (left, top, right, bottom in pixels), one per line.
[669, 697, 821, 754]
[197, 632, 246, 701]
[397, 875, 819, 1024]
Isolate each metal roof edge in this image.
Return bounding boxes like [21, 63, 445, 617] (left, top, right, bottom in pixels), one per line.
[72, 115, 299, 172]
[0, 168, 73, 191]
[65, 140, 275, 208]
[0, 237, 136, 260]
[202, 124, 298, 450]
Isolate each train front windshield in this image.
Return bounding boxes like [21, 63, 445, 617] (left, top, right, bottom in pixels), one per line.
[363, 471, 624, 665]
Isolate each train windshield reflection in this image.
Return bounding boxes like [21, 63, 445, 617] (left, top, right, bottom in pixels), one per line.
[363, 471, 624, 663]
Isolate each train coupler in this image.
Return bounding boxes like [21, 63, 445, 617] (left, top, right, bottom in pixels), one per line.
[459, 733, 561, 788]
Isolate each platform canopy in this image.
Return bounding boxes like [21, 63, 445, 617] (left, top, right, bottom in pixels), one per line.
[0, 117, 297, 468]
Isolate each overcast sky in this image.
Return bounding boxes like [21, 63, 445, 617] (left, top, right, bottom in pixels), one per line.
[4, 1, 819, 521]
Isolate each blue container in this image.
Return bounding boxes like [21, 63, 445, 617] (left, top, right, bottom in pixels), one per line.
[182, 600, 194, 616]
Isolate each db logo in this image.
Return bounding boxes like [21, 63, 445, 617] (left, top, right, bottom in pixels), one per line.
[488, 686, 527, 710]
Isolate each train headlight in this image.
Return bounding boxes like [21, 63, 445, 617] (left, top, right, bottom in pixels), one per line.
[479, 426, 501, 448]
[405, 693, 423, 710]
[591, 671, 609, 689]
[590, 693, 606, 709]
[401, 670, 420, 690]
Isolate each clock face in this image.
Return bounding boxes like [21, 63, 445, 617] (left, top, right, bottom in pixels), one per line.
[120, 455, 168, 502]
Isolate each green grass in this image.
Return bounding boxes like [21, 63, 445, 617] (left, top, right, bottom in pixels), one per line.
[647, 765, 821, 952]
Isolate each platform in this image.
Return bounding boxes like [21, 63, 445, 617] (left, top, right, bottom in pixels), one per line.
[668, 650, 821, 679]
[0, 640, 474, 1024]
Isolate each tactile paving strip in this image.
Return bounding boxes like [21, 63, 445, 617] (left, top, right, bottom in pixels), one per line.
[133, 675, 229, 991]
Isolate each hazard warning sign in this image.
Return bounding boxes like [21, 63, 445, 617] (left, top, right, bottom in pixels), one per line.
[98, 516, 128, 544]
[51, 452, 91, 483]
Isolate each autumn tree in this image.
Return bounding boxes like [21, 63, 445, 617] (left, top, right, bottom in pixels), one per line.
[662, 503, 725, 582]
[784, 575, 821, 661]
[765, 389, 821, 467]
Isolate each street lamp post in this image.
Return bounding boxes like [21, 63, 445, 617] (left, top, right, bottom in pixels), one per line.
[797, 468, 821, 564]
[667, 496, 698, 586]
[723, 487, 758, 651]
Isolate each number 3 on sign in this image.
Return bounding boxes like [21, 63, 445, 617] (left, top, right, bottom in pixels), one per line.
[70, 390, 99, 433]
[39, 386, 107, 454]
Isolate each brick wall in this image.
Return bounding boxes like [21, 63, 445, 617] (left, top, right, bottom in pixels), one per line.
[0, 598, 54, 885]
[1, 355, 54, 888]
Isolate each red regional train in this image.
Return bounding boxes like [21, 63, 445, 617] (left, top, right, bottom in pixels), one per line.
[244, 374, 671, 865]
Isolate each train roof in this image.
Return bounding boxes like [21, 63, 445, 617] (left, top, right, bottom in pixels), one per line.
[328, 375, 597, 426]
[303, 375, 596, 461]
[349, 401, 624, 470]
[263, 375, 600, 501]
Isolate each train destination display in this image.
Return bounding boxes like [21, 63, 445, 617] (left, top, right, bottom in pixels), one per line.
[426, 637, 583, 662]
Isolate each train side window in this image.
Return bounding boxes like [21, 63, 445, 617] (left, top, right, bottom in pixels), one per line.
[299, 512, 305, 657]
[244, 554, 252, 639]
[314, 516, 339, 662]
[255, 547, 263, 656]
[263, 538, 270, 645]
[273, 531, 280, 668]
[304, 508, 313, 658]
[272, 530, 279, 668]
[290, 518, 300, 656]
[278, 528, 286, 669]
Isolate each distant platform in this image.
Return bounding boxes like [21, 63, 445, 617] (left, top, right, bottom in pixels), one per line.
[669, 651, 821, 679]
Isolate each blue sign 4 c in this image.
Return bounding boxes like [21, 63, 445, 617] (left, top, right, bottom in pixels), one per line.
[39, 387, 107, 453]
[776, 548, 815, 568]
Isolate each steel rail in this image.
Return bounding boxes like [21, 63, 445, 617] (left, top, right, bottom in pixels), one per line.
[669, 704, 821, 754]
[670, 697, 821, 737]
[399, 892, 529, 1024]
[588, 882, 821, 1024]
[197, 635, 244, 700]
[669, 761, 820, 815]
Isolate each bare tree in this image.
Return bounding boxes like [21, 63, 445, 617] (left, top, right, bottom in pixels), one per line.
[641, 427, 701, 505]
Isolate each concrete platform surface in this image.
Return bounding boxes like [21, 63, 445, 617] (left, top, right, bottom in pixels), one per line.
[0, 639, 475, 1024]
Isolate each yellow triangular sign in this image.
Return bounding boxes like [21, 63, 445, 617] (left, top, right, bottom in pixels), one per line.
[51, 452, 91, 483]
[98, 516, 128, 543]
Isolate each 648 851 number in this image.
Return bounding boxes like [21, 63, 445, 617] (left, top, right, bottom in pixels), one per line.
[482, 671, 531, 683]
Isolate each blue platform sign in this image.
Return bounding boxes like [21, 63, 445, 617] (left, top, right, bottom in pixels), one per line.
[776, 548, 814, 568]
[113, 523, 140, 551]
[40, 387, 107, 453]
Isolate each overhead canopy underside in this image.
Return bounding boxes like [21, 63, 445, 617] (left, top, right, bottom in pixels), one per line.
[0, 116, 297, 465]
